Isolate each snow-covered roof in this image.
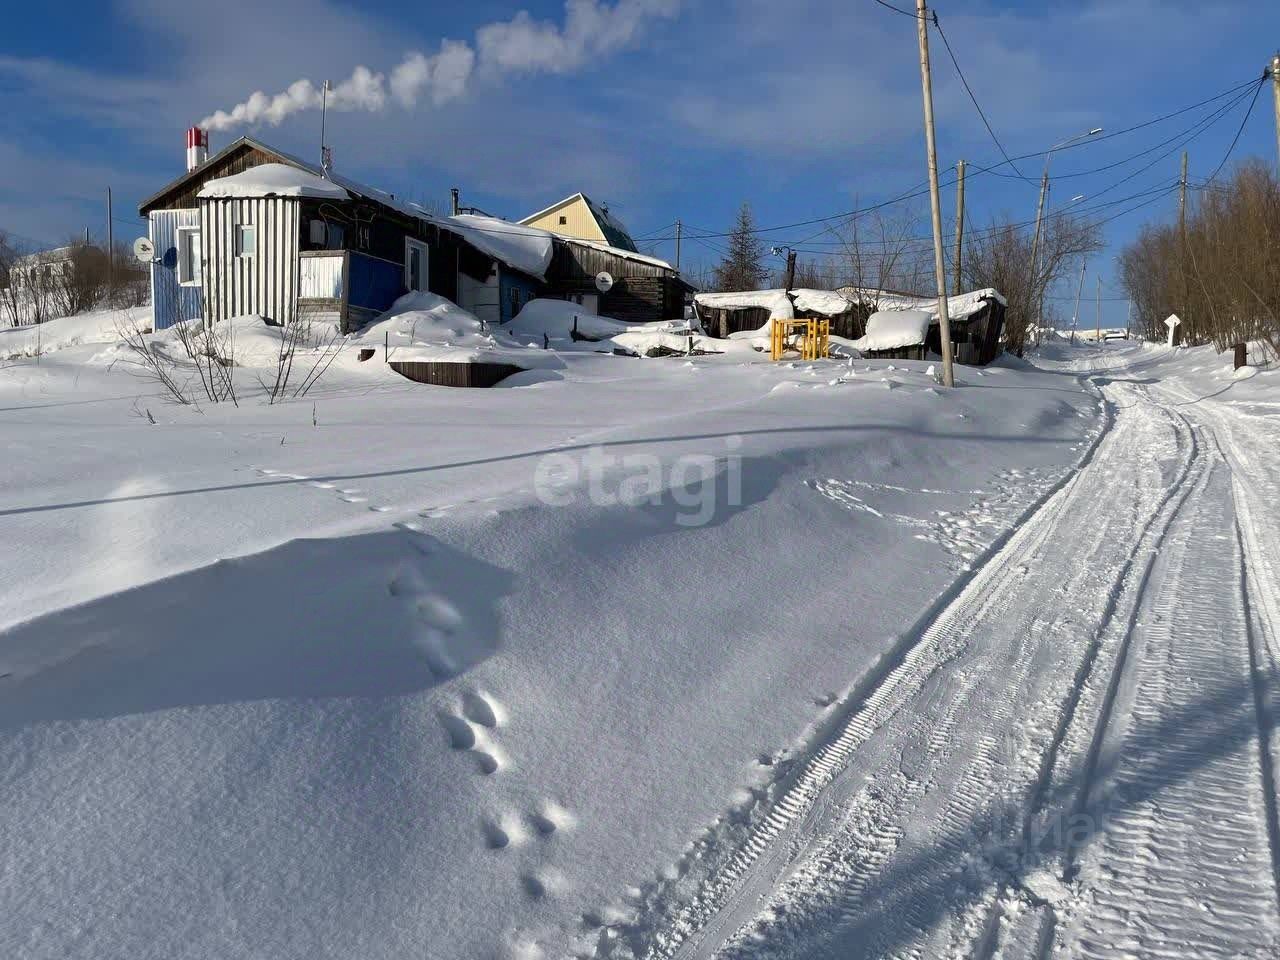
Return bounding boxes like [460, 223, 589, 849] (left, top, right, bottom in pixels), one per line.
[851, 309, 932, 351]
[560, 236, 676, 273]
[792, 288, 855, 316]
[449, 215, 554, 282]
[837, 286, 1005, 323]
[197, 163, 350, 200]
[694, 288, 853, 319]
[695, 289, 795, 318]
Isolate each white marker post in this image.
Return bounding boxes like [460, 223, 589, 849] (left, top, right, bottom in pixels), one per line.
[1164, 313, 1182, 349]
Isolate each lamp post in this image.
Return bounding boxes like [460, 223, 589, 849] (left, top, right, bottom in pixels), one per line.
[1027, 128, 1103, 350]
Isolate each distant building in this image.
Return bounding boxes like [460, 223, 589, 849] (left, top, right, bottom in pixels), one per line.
[6, 247, 75, 290]
[519, 193, 639, 252]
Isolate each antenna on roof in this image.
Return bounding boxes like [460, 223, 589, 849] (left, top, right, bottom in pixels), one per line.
[319, 80, 332, 178]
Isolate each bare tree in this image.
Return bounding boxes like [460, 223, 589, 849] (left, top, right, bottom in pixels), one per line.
[1119, 160, 1279, 360]
[962, 211, 1103, 354]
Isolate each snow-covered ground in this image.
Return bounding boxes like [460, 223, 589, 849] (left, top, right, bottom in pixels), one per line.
[1, 315, 1275, 960]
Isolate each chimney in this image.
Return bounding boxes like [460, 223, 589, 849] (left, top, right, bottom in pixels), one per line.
[185, 127, 208, 172]
[450, 188, 460, 217]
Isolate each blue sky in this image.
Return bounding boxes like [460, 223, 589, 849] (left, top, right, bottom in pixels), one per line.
[2, 0, 1278, 327]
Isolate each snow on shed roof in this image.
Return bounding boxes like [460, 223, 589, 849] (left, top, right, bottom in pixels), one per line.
[695, 289, 795, 318]
[852, 309, 932, 351]
[197, 163, 350, 200]
[694, 288, 853, 318]
[837, 286, 1005, 322]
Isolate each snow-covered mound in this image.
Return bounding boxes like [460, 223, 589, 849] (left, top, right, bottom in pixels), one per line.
[356, 292, 563, 369]
[852, 309, 931, 351]
[509, 299, 630, 341]
[198, 163, 349, 200]
[0, 305, 155, 360]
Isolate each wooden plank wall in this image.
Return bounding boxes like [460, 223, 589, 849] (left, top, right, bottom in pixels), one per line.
[388, 360, 523, 388]
[201, 196, 300, 325]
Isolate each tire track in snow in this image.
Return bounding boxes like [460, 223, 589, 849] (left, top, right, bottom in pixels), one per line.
[609, 379, 1198, 960]
[1051, 433, 1280, 959]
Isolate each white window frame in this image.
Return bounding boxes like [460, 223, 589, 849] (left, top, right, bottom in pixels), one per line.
[176, 226, 202, 286]
[404, 238, 429, 293]
[235, 223, 256, 259]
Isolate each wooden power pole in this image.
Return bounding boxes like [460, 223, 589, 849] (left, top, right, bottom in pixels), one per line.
[1095, 274, 1102, 343]
[1271, 52, 1280, 173]
[953, 159, 966, 295]
[106, 186, 114, 298]
[675, 219, 682, 272]
[1026, 170, 1049, 352]
[915, 0, 955, 387]
[1179, 151, 1189, 340]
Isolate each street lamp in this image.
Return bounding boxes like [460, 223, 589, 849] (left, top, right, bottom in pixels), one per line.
[1028, 127, 1103, 349]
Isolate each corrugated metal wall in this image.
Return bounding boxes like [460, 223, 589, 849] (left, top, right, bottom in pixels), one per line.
[148, 209, 202, 329]
[200, 196, 300, 324]
[299, 252, 345, 299]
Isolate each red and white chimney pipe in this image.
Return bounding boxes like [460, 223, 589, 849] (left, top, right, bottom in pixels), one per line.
[185, 127, 208, 172]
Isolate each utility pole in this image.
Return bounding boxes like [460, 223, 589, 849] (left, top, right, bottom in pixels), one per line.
[1070, 258, 1086, 344]
[1095, 274, 1102, 344]
[1178, 150, 1189, 340]
[106, 186, 114, 298]
[675, 219, 683, 272]
[1271, 52, 1280, 173]
[1026, 170, 1049, 353]
[1125, 299, 1132, 339]
[953, 159, 966, 295]
[915, 0, 955, 387]
[784, 248, 797, 293]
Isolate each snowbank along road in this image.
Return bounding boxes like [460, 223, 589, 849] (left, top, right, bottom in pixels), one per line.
[612, 342, 1280, 960]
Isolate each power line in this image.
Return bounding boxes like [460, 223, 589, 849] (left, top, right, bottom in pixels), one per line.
[869, 0, 925, 18]
[1200, 78, 1267, 185]
[932, 17, 1031, 183]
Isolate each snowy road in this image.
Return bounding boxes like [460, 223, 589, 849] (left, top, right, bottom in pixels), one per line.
[620, 346, 1280, 960]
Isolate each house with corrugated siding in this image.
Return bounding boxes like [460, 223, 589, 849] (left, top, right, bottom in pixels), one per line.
[138, 132, 551, 333]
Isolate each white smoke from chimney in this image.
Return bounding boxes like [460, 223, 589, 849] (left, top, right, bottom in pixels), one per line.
[477, 0, 681, 74]
[390, 41, 476, 108]
[199, 0, 680, 132]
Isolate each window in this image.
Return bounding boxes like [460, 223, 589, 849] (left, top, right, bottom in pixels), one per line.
[235, 224, 256, 259]
[176, 227, 201, 286]
[326, 223, 345, 250]
[404, 238, 429, 293]
[310, 219, 327, 246]
[509, 285, 521, 317]
[559, 215, 568, 225]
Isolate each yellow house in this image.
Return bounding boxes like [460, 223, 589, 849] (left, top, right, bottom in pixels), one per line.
[518, 192, 638, 253]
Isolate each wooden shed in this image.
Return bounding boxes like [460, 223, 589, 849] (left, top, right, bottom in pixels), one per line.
[693, 289, 858, 339]
[838, 287, 1007, 365]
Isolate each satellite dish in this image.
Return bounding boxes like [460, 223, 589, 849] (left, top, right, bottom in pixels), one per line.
[133, 236, 155, 263]
[595, 271, 614, 294]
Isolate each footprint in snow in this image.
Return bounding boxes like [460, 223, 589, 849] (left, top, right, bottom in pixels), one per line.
[437, 690, 507, 776]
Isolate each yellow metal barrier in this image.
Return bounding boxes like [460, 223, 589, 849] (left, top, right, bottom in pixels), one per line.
[770, 318, 831, 361]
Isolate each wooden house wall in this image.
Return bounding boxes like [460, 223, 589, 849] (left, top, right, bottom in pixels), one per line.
[200, 196, 300, 325]
[148, 209, 202, 330]
[545, 242, 685, 323]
